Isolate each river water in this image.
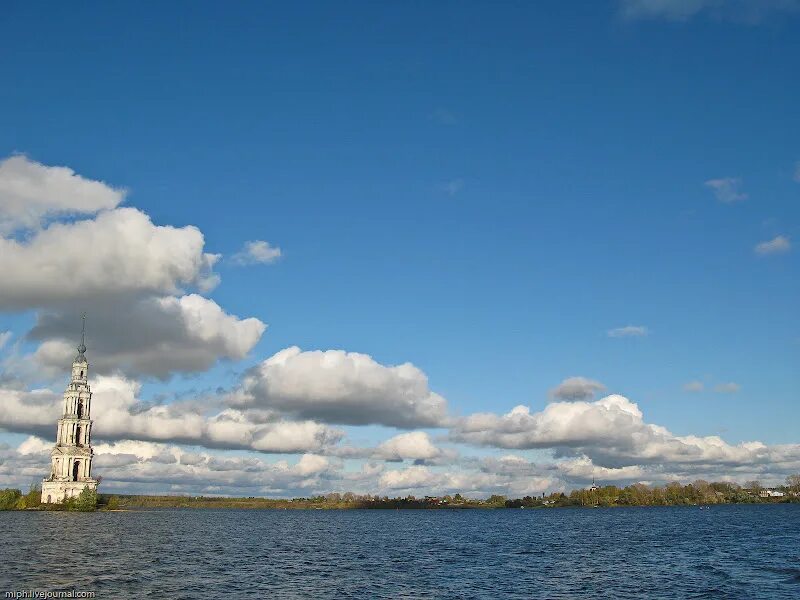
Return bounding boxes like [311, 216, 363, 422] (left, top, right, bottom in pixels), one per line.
[1, 504, 798, 599]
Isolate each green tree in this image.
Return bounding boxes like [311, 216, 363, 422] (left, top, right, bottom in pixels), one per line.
[73, 486, 97, 512]
[24, 484, 42, 509]
[107, 495, 120, 510]
[0, 488, 22, 510]
[746, 480, 763, 495]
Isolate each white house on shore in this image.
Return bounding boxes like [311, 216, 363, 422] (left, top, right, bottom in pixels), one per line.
[41, 317, 99, 503]
[759, 489, 785, 498]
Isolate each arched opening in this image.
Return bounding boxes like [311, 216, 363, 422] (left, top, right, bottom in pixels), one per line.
[80, 370, 83, 378]
[47, 495, 51, 503]
[77, 399, 83, 418]
[76, 425, 82, 445]
[72, 460, 80, 481]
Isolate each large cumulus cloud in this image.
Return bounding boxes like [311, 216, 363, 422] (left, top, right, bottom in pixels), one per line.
[30, 295, 265, 379]
[0, 155, 266, 379]
[0, 155, 125, 233]
[451, 394, 800, 475]
[231, 347, 449, 428]
[4, 436, 341, 497]
[373, 431, 444, 462]
[0, 207, 220, 309]
[0, 375, 343, 455]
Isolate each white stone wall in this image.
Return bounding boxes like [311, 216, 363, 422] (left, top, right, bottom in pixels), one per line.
[41, 479, 97, 504]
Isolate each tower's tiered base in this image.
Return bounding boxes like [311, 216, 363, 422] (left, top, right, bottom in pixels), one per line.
[41, 479, 98, 504]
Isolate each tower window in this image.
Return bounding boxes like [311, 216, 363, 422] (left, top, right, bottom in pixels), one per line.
[80, 370, 83, 377]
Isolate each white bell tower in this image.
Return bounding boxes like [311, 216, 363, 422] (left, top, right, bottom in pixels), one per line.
[41, 314, 98, 503]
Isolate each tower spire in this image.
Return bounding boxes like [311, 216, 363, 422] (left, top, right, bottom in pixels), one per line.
[77, 312, 87, 356]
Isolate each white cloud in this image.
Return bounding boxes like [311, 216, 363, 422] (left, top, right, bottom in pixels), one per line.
[293, 454, 330, 476]
[373, 431, 443, 461]
[0, 207, 220, 310]
[0, 155, 125, 232]
[0, 375, 343, 455]
[30, 294, 266, 379]
[379, 465, 438, 490]
[4, 420, 799, 497]
[0, 441, 52, 490]
[0, 387, 61, 438]
[555, 456, 648, 483]
[45, 439, 337, 497]
[440, 179, 464, 196]
[607, 325, 649, 338]
[232, 347, 449, 428]
[714, 382, 741, 393]
[0, 156, 271, 379]
[684, 381, 705, 392]
[232, 240, 282, 265]
[378, 462, 558, 496]
[704, 177, 748, 203]
[88, 376, 342, 454]
[620, 0, 715, 20]
[620, 0, 800, 22]
[432, 108, 458, 125]
[17, 435, 52, 455]
[0, 331, 11, 349]
[449, 394, 791, 473]
[549, 376, 606, 401]
[452, 396, 648, 452]
[754, 235, 791, 256]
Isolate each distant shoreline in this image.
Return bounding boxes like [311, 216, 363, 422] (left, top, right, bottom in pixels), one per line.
[4, 481, 798, 512]
[4, 501, 798, 513]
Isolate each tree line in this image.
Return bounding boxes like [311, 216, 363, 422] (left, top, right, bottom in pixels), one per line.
[1, 475, 798, 511]
[0, 485, 97, 511]
[506, 476, 800, 509]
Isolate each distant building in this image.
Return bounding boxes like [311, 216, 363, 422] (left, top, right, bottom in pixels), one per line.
[759, 490, 785, 498]
[41, 317, 99, 503]
[588, 476, 599, 492]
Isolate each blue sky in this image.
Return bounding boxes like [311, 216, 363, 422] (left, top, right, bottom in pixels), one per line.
[0, 1, 798, 495]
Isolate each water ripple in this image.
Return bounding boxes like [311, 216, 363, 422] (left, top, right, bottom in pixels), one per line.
[1, 504, 798, 599]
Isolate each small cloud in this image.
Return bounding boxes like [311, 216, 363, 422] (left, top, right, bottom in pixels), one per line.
[0, 331, 11, 349]
[619, 0, 708, 20]
[549, 377, 606, 402]
[619, 0, 800, 22]
[705, 177, 747, 203]
[607, 325, 649, 338]
[755, 235, 791, 256]
[432, 108, 458, 125]
[439, 179, 464, 196]
[231, 240, 282, 266]
[683, 381, 704, 392]
[714, 382, 741, 394]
